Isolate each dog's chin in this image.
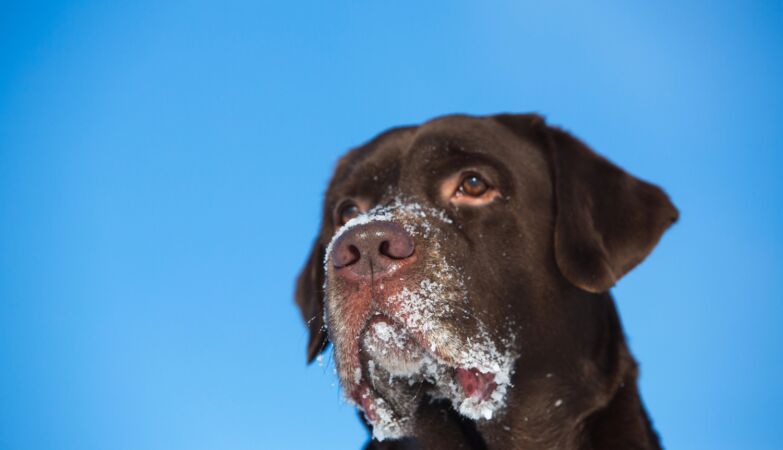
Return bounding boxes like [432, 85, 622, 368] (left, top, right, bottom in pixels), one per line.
[358, 314, 504, 419]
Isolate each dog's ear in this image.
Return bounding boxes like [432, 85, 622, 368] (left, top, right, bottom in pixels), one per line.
[295, 240, 329, 363]
[545, 126, 678, 293]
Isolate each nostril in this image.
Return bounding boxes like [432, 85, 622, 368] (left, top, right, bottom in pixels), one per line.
[379, 237, 415, 260]
[379, 241, 391, 257]
[348, 245, 360, 263]
[331, 221, 414, 275]
[334, 243, 361, 268]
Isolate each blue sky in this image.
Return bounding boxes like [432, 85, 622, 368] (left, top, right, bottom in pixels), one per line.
[1, 1, 781, 449]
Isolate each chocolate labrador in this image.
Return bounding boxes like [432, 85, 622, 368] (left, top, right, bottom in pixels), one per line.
[295, 113, 677, 449]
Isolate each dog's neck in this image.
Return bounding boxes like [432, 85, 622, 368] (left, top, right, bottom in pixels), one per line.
[580, 369, 662, 450]
[475, 295, 662, 450]
[367, 377, 660, 450]
[365, 295, 662, 450]
[471, 352, 661, 450]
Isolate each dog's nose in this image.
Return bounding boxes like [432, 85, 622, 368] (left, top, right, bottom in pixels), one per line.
[332, 221, 415, 278]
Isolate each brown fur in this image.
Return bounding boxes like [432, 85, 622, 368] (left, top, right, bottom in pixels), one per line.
[296, 113, 677, 449]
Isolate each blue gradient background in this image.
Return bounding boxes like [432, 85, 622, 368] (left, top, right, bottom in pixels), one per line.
[1, 1, 781, 449]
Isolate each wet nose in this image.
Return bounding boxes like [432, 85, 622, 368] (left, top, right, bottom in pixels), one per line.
[332, 221, 415, 278]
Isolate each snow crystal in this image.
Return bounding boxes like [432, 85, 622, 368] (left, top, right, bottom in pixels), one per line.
[383, 259, 516, 422]
[366, 396, 410, 441]
[371, 321, 407, 349]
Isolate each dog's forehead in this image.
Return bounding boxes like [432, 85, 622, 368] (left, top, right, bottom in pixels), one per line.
[332, 116, 508, 181]
[325, 114, 549, 212]
[326, 126, 413, 201]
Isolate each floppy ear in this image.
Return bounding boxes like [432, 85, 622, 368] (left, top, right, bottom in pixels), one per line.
[545, 126, 679, 293]
[295, 241, 329, 363]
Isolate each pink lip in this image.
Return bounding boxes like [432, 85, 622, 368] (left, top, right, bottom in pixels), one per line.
[351, 383, 378, 422]
[455, 367, 498, 401]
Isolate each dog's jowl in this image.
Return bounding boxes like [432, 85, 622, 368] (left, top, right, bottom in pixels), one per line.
[295, 114, 677, 450]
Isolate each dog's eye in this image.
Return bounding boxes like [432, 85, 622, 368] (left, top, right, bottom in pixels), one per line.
[459, 174, 490, 197]
[338, 202, 361, 225]
[443, 170, 500, 207]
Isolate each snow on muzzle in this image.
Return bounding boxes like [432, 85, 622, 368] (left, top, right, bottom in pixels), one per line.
[322, 198, 518, 440]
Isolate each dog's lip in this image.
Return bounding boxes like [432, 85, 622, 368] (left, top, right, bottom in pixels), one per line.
[455, 367, 498, 401]
[366, 312, 397, 328]
[353, 383, 380, 422]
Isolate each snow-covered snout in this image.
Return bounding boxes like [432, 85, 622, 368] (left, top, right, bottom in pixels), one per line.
[323, 200, 516, 440]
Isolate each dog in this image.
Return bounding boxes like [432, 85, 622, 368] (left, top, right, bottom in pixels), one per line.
[295, 113, 677, 449]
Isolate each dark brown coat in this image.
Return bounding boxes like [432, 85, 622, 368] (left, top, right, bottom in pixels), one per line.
[296, 114, 677, 449]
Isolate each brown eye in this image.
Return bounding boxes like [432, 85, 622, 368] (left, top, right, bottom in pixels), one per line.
[338, 202, 361, 225]
[459, 174, 489, 197]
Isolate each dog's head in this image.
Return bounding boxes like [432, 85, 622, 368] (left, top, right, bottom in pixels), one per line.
[295, 114, 677, 440]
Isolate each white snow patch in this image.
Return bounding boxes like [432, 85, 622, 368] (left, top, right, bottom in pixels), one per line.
[367, 396, 410, 441]
[385, 271, 516, 422]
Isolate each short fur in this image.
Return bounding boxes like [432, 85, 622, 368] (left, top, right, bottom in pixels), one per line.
[295, 113, 677, 449]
